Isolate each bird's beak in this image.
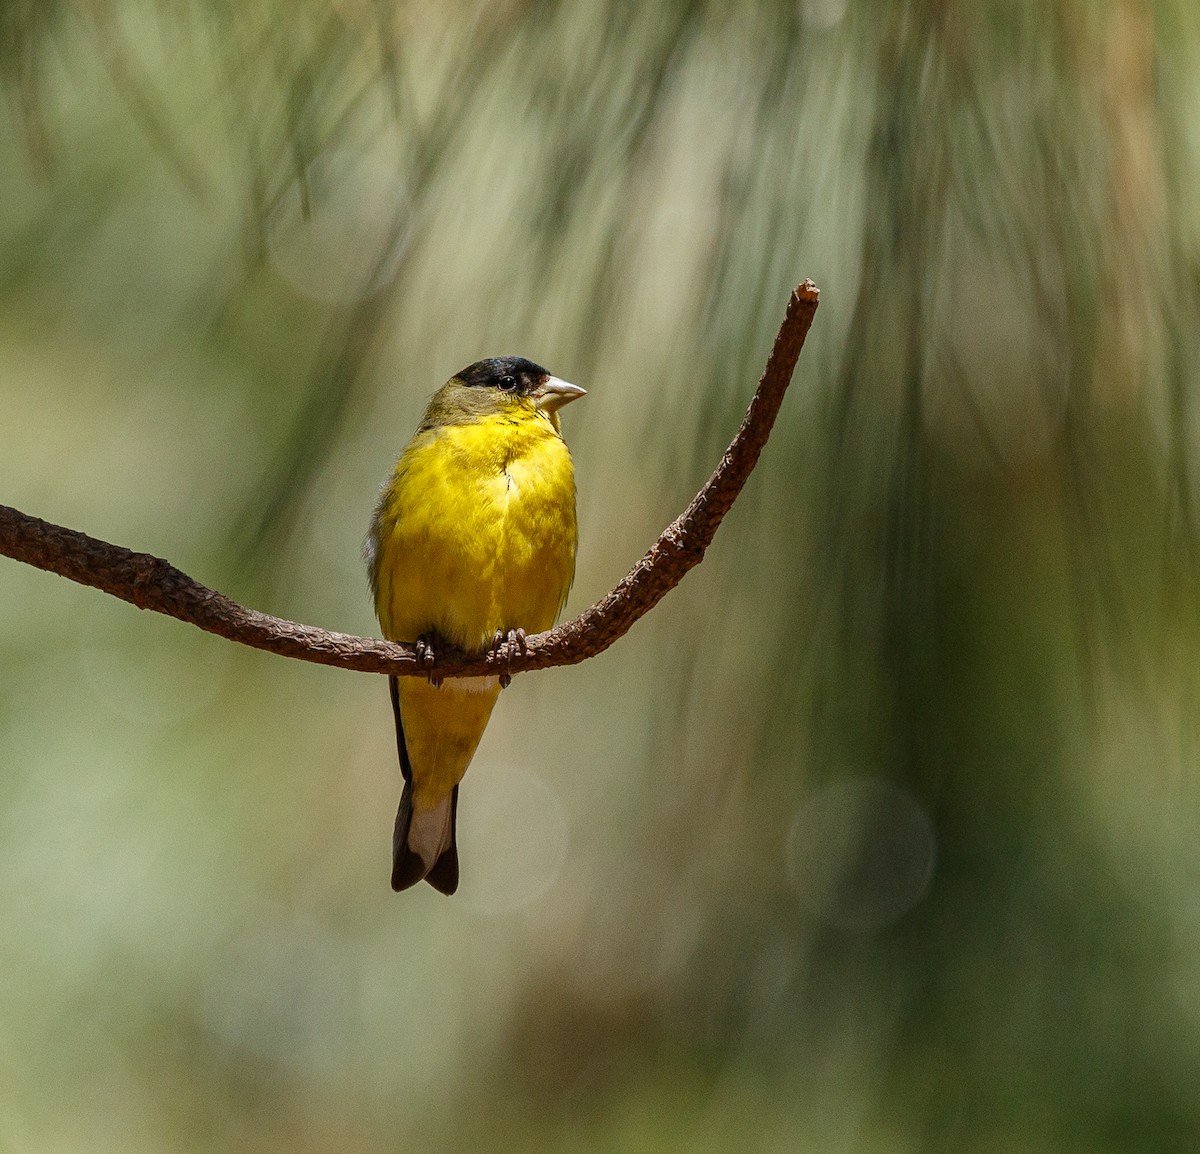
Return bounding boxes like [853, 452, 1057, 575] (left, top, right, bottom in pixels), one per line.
[534, 376, 587, 413]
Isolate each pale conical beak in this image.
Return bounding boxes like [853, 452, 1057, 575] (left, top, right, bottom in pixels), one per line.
[534, 376, 587, 413]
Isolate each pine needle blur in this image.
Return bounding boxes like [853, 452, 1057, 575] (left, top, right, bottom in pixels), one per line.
[2, 2, 1200, 1150]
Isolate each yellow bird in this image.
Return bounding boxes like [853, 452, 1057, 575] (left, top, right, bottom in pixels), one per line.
[366, 357, 585, 894]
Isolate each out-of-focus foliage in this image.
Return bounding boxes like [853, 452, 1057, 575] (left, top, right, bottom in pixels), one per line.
[3, 1, 1200, 1150]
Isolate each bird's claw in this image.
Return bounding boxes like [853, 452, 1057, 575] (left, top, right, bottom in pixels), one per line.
[490, 627, 527, 689]
[415, 633, 442, 688]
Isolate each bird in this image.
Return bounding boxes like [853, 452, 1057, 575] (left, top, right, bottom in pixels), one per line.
[366, 357, 585, 894]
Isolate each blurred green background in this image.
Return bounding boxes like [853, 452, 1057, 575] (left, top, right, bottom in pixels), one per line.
[3, 1, 1200, 1150]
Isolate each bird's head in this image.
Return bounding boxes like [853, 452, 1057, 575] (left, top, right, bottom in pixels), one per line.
[423, 357, 586, 429]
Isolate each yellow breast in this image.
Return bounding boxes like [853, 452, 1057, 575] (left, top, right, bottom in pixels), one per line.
[371, 407, 577, 650]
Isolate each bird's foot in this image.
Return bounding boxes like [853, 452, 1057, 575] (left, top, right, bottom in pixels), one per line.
[415, 632, 443, 688]
[490, 627, 527, 689]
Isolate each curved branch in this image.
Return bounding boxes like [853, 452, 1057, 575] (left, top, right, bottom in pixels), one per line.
[0, 281, 818, 678]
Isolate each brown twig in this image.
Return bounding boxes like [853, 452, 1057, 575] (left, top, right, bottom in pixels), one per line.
[0, 281, 818, 678]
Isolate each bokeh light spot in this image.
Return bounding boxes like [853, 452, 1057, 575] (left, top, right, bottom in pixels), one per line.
[800, 0, 848, 31]
[786, 778, 936, 931]
[458, 765, 569, 917]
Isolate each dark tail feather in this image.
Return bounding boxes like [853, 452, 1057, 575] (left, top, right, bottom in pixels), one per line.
[390, 783, 459, 894]
[389, 676, 410, 784]
[424, 787, 459, 895]
[387, 676, 460, 895]
[391, 779, 422, 891]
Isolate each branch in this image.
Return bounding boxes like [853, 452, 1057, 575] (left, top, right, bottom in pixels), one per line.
[0, 281, 819, 678]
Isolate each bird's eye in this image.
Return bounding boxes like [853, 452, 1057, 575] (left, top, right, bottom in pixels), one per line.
[498, 375, 517, 392]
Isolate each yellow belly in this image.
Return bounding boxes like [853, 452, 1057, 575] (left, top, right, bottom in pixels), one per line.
[370, 409, 577, 804]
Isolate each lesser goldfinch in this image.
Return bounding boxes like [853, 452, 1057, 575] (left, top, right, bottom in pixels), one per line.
[366, 357, 585, 894]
